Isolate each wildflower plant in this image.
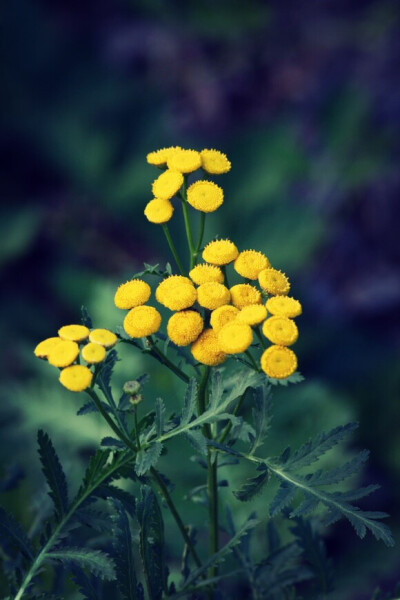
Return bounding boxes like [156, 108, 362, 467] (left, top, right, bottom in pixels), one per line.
[1, 146, 395, 600]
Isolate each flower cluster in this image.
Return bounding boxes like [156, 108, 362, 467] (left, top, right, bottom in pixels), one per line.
[144, 146, 231, 223]
[34, 325, 117, 391]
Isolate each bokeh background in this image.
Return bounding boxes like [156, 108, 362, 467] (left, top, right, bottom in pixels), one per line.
[1, 0, 400, 598]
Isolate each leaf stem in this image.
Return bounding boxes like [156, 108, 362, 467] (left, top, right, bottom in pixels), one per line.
[254, 327, 267, 350]
[162, 224, 185, 276]
[146, 336, 190, 383]
[180, 179, 196, 270]
[218, 392, 247, 445]
[245, 350, 260, 372]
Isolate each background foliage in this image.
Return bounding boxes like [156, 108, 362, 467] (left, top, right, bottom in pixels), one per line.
[1, 0, 399, 598]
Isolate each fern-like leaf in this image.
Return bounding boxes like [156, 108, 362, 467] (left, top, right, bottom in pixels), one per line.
[249, 384, 272, 454]
[0, 506, 33, 559]
[110, 499, 139, 600]
[180, 378, 198, 426]
[155, 398, 166, 437]
[233, 466, 269, 502]
[135, 443, 163, 476]
[37, 430, 69, 518]
[47, 548, 116, 580]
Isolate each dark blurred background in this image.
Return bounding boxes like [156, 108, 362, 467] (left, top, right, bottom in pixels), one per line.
[1, 0, 400, 598]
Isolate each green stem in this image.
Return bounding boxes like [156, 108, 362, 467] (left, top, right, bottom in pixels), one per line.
[180, 179, 196, 270]
[13, 452, 133, 600]
[218, 392, 247, 445]
[221, 266, 230, 289]
[194, 212, 206, 264]
[245, 350, 260, 372]
[150, 467, 203, 571]
[162, 224, 185, 276]
[254, 327, 267, 349]
[146, 336, 190, 383]
[86, 389, 136, 452]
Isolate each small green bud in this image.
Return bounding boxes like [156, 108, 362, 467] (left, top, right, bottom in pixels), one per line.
[123, 380, 141, 395]
[129, 394, 143, 406]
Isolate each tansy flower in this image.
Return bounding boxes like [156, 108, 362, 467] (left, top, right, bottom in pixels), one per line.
[191, 328, 226, 366]
[48, 340, 80, 368]
[167, 310, 204, 346]
[262, 316, 298, 346]
[265, 296, 302, 318]
[200, 149, 231, 174]
[210, 305, 239, 333]
[59, 365, 93, 392]
[114, 279, 151, 310]
[197, 282, 230, 310]
[144, 198, 174, 224]
[155, 275, 193, 304]
[230, 284, 262, 309]
[260, 345, 297, 379]
[234, 250, 270, 280]
[152, 170, 184, 200]
[158, 282, 197, 311]
[218, 322, 253, 354]
[167, 148, 202, 173]
[89, 328, 117, 348]
[58, 324, 90, 342]
[34, 337, 62, 358]
[81, 342, 106, 364]
[237, 304, 267, 326]
[189, 264, 224, 285]
[202, 239, 239, 265]
[186, 180, 223, 213]
[123, 306, 162, 338]
[258, 268, 290, 295]
[146, 146, 181, 167]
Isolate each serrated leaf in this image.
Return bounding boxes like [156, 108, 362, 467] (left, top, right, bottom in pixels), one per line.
[233, 467, 269, 502]
[309, 450, 369, 486]
[135, 443, 163, 476]
[270, 484, 298, 517]
[81, 305, 93, 328]
[180, 378, 198, 426]
[71, 567, 100, 600]
[110, 499, 139, 600]
[268, 371, 305, 386]
[155, 398, 166, 437]
[101, 437, 125, 449]
[137, 485, 166, 600]
[37, 430, 69, 518]
[47, 548, 116, 581]
[249, 384, 272, 454]
[208, 369, 223, 412]
[0, 506, 33, 559]
[95, 484, 136, 517]
[184, 430, 207, 456]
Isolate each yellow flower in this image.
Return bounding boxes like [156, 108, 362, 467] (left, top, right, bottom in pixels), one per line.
[218, 322, 253, 354]
[260, 345, 297, 379]
[265, 296, 302, 318]
[186, 180, 223, 213]
[81, 342, 106, 364]
[114, 279, 151, 310]
[59, 365, 93, 392]
[146, 146, 181, 166]
[234, 250, 270, 280]
[189, 264, 224, 285]
[167, 149, 202, 173]
[48, 340, 80, 368]
[258, 268, 290, 295]
[237, 304, 267, 326]
[262, 316, 298, 346]
[123, 305, 162, 338]
[200, 149, 231, 174]
[144, 198, 174, 224]
[89, 328, 117, 348]
[197, 282, 230, 310]
[167, 310, 204, 346]
[191, 328, 226, 366]
[58, 324, 90, 342]
[152, 169, 184, 200]
[210, 305, 239, 333]
[155, 275, 193, 304]
[202, 239, 239, 265]
[158, 282, 197, 311]
[34, 337, 62, 358]
[230, 284, 262, 309]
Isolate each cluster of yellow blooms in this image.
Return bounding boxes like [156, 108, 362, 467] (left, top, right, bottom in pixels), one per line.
[34, 145, 302, 391]
[34, 326, 117, 391]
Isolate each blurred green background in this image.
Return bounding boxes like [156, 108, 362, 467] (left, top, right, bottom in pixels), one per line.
[1, 0, 400, 597]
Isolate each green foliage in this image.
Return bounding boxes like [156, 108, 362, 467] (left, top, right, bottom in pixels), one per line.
[0, 507, 33, 560]
[110, 499, 141, 600]
[135, 443, 163, 476]
[37, 430, 69, 519]
[137, 485, 166, 600]
[233, 465, 269, 502]
[47, 548, 116, 581]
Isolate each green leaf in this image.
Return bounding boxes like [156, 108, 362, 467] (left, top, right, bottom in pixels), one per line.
[81, 305, 93, 328]
[135, 443, 163, 476]
[184, 430, 207, 456]
[233, 466, 269, 502]
[0, 506, 33, 559]
[110, 499, 139, 600]
[37, 430, 69, 518]
[180, 378, 198, 426]
[47, 548, 116, 581]
[155, 398, 166, 437]
[250, 384, 272, 454]
[268, 371, 305, 386]
[137, 485, 166, 600]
